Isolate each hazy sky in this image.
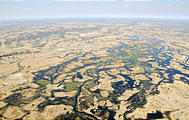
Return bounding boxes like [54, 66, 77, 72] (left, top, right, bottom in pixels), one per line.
[0, 0, 189, 20]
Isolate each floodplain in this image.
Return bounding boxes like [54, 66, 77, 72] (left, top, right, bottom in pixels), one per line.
[0, 19, 189, 120]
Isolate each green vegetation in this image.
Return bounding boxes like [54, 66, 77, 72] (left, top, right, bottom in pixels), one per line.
[84, 80, 98, 89]
[36, 80, 51, 86]
[120, 52, 129, 57]
[121, 58, 130, 63]
[127, 61, 141, 68]
[64, 82, 83, 91]
[130, 54, 146, 61]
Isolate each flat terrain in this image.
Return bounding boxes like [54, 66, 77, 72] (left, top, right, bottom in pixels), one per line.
[0, 19, 189, 120]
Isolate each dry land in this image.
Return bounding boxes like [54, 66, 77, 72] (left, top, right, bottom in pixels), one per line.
[0, 19, 189, 120]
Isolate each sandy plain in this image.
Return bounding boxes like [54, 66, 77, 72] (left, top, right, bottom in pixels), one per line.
[0, 19, 189, 120]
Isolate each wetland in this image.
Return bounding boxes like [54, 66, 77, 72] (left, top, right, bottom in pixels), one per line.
[0, 19, 189, 120]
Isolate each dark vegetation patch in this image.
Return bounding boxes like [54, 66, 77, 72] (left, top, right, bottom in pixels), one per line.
[55, 112, 97, 120]
[147, 111, 164, 119]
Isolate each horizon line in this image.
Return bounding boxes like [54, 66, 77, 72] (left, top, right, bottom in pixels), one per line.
[1, 16, 189, 22]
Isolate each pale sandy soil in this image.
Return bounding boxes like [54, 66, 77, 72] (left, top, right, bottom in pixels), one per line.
[0, 20, 189, 120]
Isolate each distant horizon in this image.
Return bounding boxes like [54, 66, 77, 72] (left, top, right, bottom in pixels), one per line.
[1, 16, 189, 22]
[0, 0, 189, 21]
